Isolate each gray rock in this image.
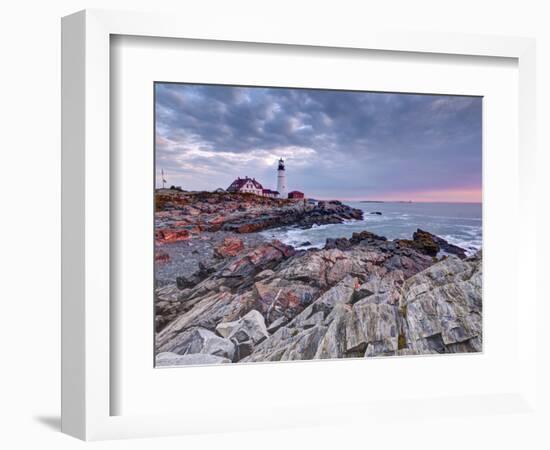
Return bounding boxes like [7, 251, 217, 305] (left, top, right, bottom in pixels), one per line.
[354, 301, 400, 356]
[158, 327, 236, 361]
[156, 352, 231, 367]
[156, 290, 252, 349]
[315, 303, 366, 358]
[266, 316, 288, 334]
[243, 325, 328, 362]
[243, 277, 359, 361]
[289, 275, 358, 328]
[215, 321, 237, 338]
[226, 309, 269, 344]
[398, 255, 482, 355]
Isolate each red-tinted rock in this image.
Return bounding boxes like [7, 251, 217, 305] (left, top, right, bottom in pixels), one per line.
[220, 240, 296, 287]
[155, 251, 170, 263]
[214, 237, 245, 258]
[155, 228, 191, 244]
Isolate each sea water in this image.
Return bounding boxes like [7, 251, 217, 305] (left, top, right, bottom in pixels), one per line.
[260, 202, 482, 255]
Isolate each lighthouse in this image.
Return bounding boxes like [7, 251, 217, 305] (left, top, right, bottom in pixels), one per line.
[277, 158, 287, 199]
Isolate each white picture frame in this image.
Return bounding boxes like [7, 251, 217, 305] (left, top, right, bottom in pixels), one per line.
[61, 9, 539, 441]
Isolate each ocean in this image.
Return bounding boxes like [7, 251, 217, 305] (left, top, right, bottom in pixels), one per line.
[260, 201, 482, 255]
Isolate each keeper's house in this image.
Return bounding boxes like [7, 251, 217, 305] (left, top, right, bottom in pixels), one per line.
[227, 177, 281, 198]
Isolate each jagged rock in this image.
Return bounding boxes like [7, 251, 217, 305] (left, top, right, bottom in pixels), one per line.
[255, 269, 275, 280]
[155, 220, 482, 365]
[215, 321, 236, 339]
[158, 327, 236, 360]
[290, 276, 358, 328]
[325, 237, 353, 250]
[212, 310, 269, 361]
[156, 290, 254, 349]
[399, 255, 482, 354]
[253, 278, 318, 323]
[214, 237, 245, 258]
[221, 310, 269, 345]
[350, 230, 387, 243]
[233, 340, 255, 360]
[315, 303, 366, 359]
[155, 229, 191, 244]
[267, 316, 288, 334]
[219, 241, 295, 288]
[395, 229, 467, 259]
[354, 299, 401, 356]
[156, 283, 181, 302]
[176, 274, 199, 290]
[240, 254, 483, 361]
[243, 325, 329, 362]
[416, 228, 467, 259]
[176, 260, 218, 290]
[156, 352, 231, 366]
[300, 311, 325, 329]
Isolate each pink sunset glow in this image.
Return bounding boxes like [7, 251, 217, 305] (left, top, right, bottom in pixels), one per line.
[340, 187, 482, 203]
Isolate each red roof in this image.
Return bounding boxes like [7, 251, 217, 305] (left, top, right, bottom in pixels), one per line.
[227, 177, 264, 192]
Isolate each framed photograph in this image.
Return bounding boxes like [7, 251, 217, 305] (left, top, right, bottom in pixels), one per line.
[153, 82, 483, 367]
[62, 9, 538, 441]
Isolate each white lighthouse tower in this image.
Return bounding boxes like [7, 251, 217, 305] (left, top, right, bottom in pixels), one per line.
[277, 158, 287, 199]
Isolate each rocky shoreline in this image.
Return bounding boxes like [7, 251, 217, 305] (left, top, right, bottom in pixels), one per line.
[155, 190, 482, 365]
[155, 189, 363, 243]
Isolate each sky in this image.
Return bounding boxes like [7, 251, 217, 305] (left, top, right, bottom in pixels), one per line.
[155, 83, 482, 202]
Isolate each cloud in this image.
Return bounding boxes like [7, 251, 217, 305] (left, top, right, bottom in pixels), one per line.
[155, 83, 482, 201]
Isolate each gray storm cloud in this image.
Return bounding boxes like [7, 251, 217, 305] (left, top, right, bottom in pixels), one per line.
[155, 83, 482, 201]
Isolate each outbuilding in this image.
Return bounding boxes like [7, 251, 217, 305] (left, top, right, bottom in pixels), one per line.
[288, 190, 305, 199]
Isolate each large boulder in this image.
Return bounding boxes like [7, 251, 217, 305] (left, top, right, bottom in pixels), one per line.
[158, 327, 236, 361]
[396, 255, 482, 354]
[215, 310, 269, 361]
[216, 310, 268, 343]
[243, 325, 329, 362]
[219, 240, 295, 288]
[253, 278, 319, 323]
[411, 229, 440, 256]
[314, 303, 367, 359]
[354, 298, 401, 356]
[414, 228, 468, 259]
[395, 229, 468, 259]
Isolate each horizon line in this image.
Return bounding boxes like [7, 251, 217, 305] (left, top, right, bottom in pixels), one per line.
[318, 199, 482, 204]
